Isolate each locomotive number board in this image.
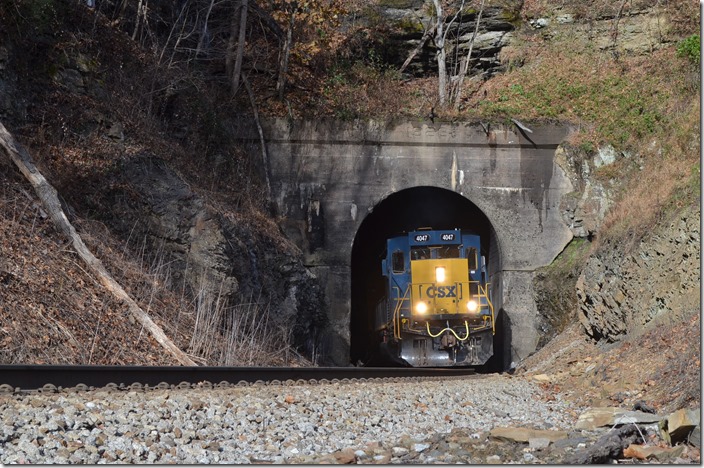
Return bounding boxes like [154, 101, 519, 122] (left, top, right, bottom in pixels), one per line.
[409, 230, 461, 245]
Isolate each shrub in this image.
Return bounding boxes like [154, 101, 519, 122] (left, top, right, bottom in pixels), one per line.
[676, 34, 700, 65]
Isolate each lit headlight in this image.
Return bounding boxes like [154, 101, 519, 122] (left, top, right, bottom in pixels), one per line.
[415, 302, 428, 314]
[467, 299, 478, 313]
[435, 267, 446, 283]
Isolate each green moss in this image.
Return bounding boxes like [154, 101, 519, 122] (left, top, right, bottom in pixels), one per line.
[552, 237, 590, 272]
[395, 16, 424, 33]
[499, 7, 522, 27]
[533, 237, 591, 348]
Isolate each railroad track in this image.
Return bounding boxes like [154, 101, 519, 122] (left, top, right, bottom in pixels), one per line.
[0, 365, 476, 393]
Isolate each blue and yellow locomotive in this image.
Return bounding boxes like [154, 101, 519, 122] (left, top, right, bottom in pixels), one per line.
[375, 228, 494, 367]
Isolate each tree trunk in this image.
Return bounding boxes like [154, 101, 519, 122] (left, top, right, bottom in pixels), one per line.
[195, 0, 216, 57]
[0, 122, 197, 367]
[276, 6, 296, 101]
[231, 0, 249, 95]
[432, 0, 447, 108]
[452, 0, 484, 110]
[131, 0, 143, 41]
[241, 74, 272, 200]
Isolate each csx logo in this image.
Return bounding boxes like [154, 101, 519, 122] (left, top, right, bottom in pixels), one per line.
[423, 285, 457, 298]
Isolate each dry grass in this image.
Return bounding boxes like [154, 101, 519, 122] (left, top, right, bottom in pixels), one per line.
[0, 169, 175, 365]
[463, 6, 700, 248]
[189, 288, 301, 367]
[78, 220, 308, 367]
[597, 92, 699, 248]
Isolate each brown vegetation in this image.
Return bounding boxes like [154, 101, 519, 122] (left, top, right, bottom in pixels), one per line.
[0, 0, 699, 368]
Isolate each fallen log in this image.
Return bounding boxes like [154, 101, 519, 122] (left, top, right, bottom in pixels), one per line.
[0, 121, 197, 366]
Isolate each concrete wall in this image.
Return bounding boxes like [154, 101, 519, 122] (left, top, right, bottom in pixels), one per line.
[238, 119, 574, 365]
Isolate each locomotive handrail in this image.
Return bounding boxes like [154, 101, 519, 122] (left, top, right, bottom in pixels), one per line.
[425, 321, 471, 341]
[477, 282, 495, 334]
[392, 286, 411, 340]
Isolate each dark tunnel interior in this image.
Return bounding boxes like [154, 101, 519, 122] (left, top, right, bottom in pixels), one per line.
[350, 186, 506, 370]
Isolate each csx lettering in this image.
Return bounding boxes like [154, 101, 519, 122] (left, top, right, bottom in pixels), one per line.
[425, 285, 457, 298]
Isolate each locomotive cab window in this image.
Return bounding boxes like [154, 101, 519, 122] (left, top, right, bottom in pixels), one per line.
[437, 245, 460, 259]
[391, 251, 405, 273]
[467, 247, 478, 271]
[411, 247, 431, 260]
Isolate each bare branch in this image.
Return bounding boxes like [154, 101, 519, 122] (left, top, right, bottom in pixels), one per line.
[398, 22, 437, 74]
[452, 0, 484, 110]
[241, 74, 272, 201]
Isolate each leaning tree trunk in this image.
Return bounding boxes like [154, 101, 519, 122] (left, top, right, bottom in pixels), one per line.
[0, 122, 197, 367]
[398, 22, 437, 74]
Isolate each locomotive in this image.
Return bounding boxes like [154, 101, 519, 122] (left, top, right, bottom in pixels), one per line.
[375, 228, 494, 367]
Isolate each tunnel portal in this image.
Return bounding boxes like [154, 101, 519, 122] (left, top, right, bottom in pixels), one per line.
[350, 186, 505, 368]
[239, 119, 573, 367]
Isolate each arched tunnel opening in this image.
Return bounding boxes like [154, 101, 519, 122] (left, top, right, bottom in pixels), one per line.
[350, 186, 508, 371]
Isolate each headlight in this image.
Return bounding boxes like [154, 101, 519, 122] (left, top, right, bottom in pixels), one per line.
[435, 267, 446, 283]
[467, 299, 478, 313]
[415, 302, 428, 314]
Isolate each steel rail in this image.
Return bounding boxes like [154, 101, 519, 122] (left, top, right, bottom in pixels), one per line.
[0, 365, 476, 391]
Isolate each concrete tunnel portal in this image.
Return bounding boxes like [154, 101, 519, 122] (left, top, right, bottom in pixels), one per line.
[243, 118, 574, 368]
[350, 186, 507, 370]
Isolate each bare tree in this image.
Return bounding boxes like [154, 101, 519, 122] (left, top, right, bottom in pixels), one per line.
[0, 123, 197, 366]
[431, 0, 466, 108]
[432, 0, 448, 107]
[276, 2, 298, 100]
[451, 0, 484, 110]
[195, 0, 217, 56]
[399, 22, 438, 74]
[131, 0, 145, 41]
[226, 0, 249, 95]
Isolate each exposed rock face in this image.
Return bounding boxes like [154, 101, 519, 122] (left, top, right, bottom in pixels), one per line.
[576, 207, 700, 342]
[116, 158, 239, 303]
[532, 142, 615, 348]
[524, 6, 678, 57]
[554, 144, 614, 239]
[106, 157, 327, 359]
[370, 2, 520, 78]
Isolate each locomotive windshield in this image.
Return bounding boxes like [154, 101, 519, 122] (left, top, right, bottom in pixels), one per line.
[411, 245, 461, 260]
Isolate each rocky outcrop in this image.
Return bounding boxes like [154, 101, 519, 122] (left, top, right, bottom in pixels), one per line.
[532, 143, 614, 348]
[555, 144, 617, 239]
[105, 157, 327, 359]
[367, 1, 520, 78]
[576, 207, 700, 342]
[526, 6, 678, 57]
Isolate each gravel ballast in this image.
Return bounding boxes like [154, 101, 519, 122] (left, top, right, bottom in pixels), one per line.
[0, 374, 586, 464]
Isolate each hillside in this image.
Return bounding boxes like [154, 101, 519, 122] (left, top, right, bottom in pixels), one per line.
[0, 0, 699, 411]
